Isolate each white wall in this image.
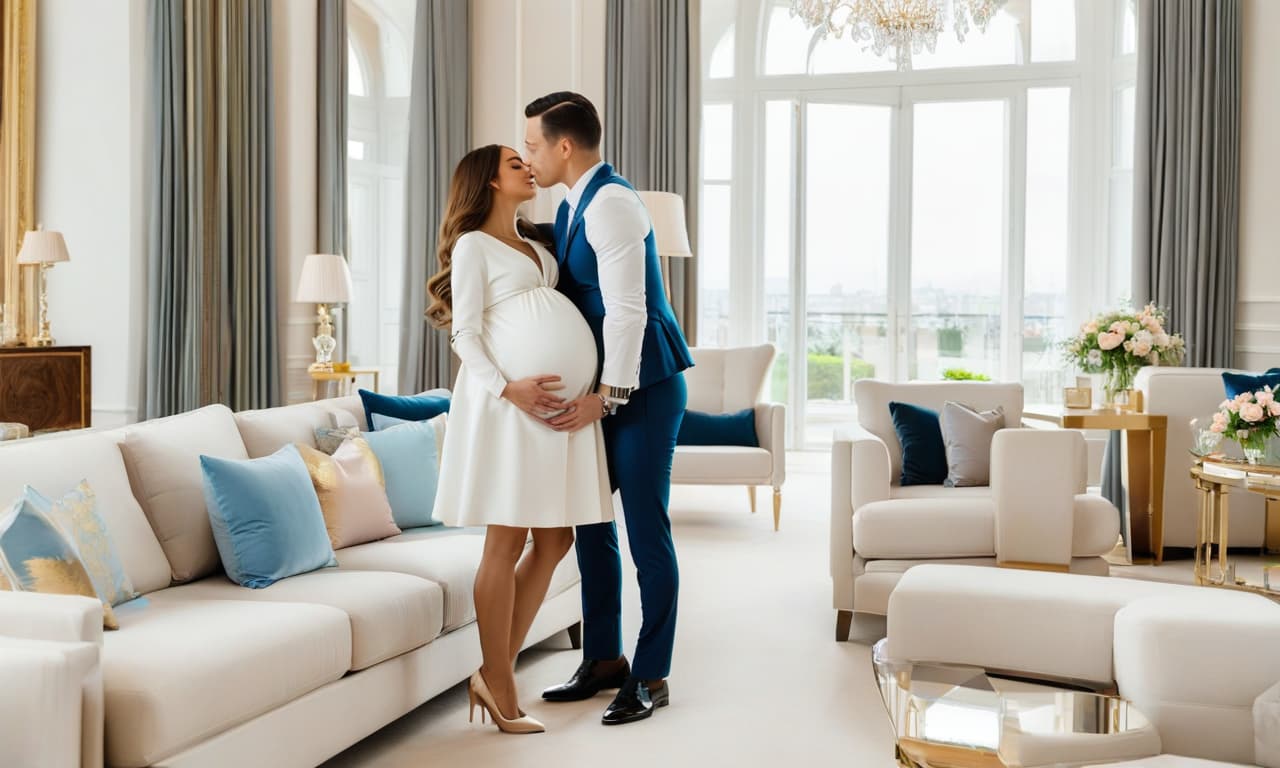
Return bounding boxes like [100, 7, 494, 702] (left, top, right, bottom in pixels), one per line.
[470, 0, 606, 220]
[1237, 0, 1280, 370]
[36, 0, 147, 428]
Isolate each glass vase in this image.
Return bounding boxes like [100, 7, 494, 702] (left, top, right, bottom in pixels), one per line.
[1240, 431, 1269, 465]
[1103, 365, 1138, 410]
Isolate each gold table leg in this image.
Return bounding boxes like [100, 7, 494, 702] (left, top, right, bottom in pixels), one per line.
[1266, 496, 1280, 555]
[1150, 426, 1167, 563]
[1125, 428, 1153, 561]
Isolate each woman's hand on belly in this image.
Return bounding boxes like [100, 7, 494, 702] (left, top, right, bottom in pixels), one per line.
[501, 375, 569, 418]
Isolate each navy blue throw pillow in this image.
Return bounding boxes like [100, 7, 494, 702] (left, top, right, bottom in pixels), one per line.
[358, 389, 450, 431]
[889, 401, 948, 486]
[1223, 369, 1280, 399]
[677, 408, 758, 447]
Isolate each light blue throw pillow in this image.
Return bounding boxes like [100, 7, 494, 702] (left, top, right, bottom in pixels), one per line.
[362, 420, 441, 529]
[199, 444, 337, 589]
[370, 413, 410, 431]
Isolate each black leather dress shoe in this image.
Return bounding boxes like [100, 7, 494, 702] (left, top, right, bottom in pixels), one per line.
[601, 677, 669, 726]
[542, 658, 631, 702]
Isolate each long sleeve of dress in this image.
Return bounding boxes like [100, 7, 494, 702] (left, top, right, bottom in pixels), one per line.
[449, 235, 508, 399]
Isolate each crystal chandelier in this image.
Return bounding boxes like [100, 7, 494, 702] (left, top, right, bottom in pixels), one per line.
[790, 0, 1008, 71]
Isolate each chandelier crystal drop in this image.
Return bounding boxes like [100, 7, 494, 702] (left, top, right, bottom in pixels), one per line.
[790, 0, 1009, 71]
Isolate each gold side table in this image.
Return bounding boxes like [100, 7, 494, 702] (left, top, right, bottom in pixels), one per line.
[1190, 459, 1280, 598]
[1023, 405, 1169, 563]
[309, 368, 379, 401]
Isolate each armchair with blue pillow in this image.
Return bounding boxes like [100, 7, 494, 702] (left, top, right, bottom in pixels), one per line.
[670, 344, 787, 531]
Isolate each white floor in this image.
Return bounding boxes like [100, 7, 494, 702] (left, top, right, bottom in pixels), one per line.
[320, 451, 1244, 768]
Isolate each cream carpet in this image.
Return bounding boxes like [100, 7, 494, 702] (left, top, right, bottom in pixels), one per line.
[322, 451, 900, 768]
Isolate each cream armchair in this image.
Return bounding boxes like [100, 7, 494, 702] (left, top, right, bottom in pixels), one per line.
[671, 344, 787, 530]
[831, 379, 1121, 640]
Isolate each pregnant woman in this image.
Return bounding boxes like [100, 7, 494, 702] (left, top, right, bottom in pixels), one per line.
[427, 145, 612, 735]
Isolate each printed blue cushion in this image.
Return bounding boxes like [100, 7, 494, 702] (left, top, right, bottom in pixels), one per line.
[358, 389, 450, 431]
[0, 491, 118, 628]
[28, 480, 138, 607]
[889, 401, 948, 486]
[199, 444, 336, 589]
[676, 408, 758, 447]
[1223, 368, 1280, 399]
[362, 420, 441, 529]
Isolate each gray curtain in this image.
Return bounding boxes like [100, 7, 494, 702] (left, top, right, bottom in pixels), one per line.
[604, 0, 700, 340]
[1105, 0, 1242, 545]
[398, 0, 468, 394]
[145, 0, 280, 418]
[317, 0, 348, 359]
[1132, 0, 1241, 368]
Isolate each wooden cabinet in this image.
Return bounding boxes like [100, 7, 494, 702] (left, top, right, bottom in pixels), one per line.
[0, 346, 91, 431]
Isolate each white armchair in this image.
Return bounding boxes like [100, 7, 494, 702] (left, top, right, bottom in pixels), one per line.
[671, 344, 787, 530]
[831, 379, 1120, 640]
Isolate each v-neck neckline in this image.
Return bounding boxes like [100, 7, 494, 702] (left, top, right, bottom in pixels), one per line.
[477, 230, 546, 283]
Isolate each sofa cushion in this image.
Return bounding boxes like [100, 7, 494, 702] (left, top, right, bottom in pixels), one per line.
[362, 420, 443, 528]
[0, 432, 171, 595]
[855, 498, 996, 558]
[940, 401, 1005, 487]
[889, 401, 948, 486]
[31, 480, 138, 607]
[886, 564, 1196, 685]
[200, 445, 338, 589]
[358, 389, 450, 431]
[296, 440, 402, 549]
[671, 445, 772, 483]
[1222, 368, 1280, 399]
[336, 528, 579, 632]
[158, 569, 443, 671]
[235, 398, 359, 459]
[103, 592, 350, 768]
[122, 405, 248, 583]
[676, 408, 759, 447]
[1114, 592, 1280, 765]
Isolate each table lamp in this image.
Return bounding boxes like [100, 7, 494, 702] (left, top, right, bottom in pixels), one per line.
[295, 253, 352, 371]
[635, 191, 693, 303]
[17, 227, 71, 347]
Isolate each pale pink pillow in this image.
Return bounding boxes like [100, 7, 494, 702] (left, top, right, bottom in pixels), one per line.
[295, 439, 400, 549]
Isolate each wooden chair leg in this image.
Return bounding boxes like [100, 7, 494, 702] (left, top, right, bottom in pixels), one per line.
[567, 621, 582, 650]
[748, 486, 757, 514]
[773, 488, 782, 531]
[836, 610, 853, 642]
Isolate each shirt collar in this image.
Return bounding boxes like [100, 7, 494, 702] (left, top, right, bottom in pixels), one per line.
[565, 160, 606, 213]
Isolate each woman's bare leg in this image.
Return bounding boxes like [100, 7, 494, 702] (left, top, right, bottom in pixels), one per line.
[509, 527, 575, 664]
[474, 525, 529, 720]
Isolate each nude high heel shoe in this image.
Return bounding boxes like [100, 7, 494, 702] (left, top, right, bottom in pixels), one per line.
[468, 671, 545, 734]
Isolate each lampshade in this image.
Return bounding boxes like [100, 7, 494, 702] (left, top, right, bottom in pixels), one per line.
[295, 253, 352, 303]
[17, 229, 70, 265]
[635, 191, 693, 259]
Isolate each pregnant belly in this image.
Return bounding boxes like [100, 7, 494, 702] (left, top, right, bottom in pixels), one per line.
[483, 288, 599, 399]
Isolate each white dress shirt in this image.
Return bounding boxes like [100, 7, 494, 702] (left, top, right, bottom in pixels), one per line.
[564, 162, 649, 391]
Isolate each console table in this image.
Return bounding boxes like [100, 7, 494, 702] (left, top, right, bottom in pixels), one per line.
[0, 346, 91, 431]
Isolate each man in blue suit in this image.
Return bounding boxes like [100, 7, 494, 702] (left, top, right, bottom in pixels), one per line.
[524, 91, 694, 726]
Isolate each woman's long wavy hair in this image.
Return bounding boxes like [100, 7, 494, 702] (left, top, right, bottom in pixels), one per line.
[425, 145, 549, 329]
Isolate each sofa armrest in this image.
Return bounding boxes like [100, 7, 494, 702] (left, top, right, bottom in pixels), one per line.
[991, 429, 1079, 568]
[0, 592, 104, 645]
[0, 638, 102, 768]
[1259, 680, 1280, 768]
[831, 425, 891, 591]
[754, 403, 786, 488]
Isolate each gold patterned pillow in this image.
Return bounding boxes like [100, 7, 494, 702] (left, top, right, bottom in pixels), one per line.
[40, 481, 139, 607]
[295, 439, 401, 550]
[0, 493, 119, 629]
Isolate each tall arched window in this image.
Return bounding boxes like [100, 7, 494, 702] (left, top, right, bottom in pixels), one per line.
[701, 0, 1137, 448]
[346, 0, 413, 391]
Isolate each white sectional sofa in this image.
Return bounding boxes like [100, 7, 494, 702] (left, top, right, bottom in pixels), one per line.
[886, 565, 1280, 767]
[0, 396, 582, 768]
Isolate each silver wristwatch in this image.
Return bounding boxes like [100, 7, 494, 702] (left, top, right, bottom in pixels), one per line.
[605, 385, 634, 405]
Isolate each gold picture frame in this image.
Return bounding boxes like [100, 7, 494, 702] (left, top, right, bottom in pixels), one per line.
[1, 0, 37, 345]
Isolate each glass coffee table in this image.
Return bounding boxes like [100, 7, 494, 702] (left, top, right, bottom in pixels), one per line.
[1190, 458, 1280, 597]
[872, 640, 1159, 768]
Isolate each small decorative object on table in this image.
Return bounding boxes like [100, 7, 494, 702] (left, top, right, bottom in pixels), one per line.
[1210, 385, 1280, 464]
[1062, 303, 1185, 411]
[0, 422, 30, 441]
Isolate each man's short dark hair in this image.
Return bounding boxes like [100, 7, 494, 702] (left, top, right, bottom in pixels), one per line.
[525, 91, 602, 151]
